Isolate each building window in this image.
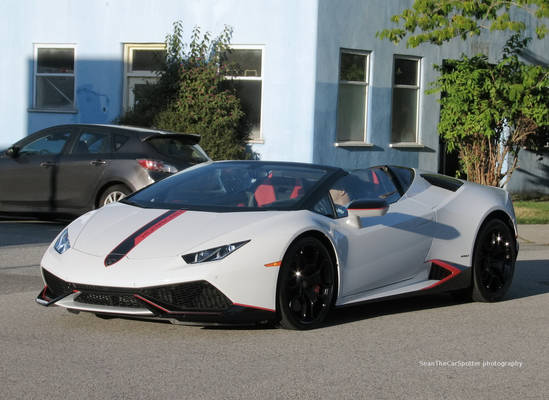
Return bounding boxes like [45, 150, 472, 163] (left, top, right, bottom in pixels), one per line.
[33, 45, 76, 110]
[391, 56, 421, 143]
[123, 44, 166, 111]
[225, 46, 263, 141]
[336, 50, 370, 144]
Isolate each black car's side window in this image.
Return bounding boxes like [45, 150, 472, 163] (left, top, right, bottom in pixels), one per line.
[72, 131, 110, 154]
[19, 131, 72, 156]
[113, 134, 130, 152]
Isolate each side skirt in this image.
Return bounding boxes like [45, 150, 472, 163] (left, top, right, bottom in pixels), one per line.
[335, 260, 471, 309]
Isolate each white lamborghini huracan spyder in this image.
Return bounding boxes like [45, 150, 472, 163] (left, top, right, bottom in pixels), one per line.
[36, 161, 518, 329]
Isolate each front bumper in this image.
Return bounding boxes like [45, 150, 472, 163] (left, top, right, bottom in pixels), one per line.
[36, 268, 276, 325]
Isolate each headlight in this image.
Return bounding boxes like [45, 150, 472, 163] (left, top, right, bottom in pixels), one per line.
[54, 228, 71, 254]
[182, 240, 250, 264]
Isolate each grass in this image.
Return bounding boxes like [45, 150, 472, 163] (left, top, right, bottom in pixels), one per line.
[513, 201, 549, 224]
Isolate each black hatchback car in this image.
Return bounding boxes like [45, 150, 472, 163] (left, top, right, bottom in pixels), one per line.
[0, 124, 210, 217]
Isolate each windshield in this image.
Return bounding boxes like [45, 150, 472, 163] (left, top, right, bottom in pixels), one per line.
[123, 161, 331, 211]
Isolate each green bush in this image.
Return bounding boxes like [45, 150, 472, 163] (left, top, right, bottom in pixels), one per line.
[428, 35, 549, 187]
[154, 65, 246, 160]
[119, 21, 248, 160]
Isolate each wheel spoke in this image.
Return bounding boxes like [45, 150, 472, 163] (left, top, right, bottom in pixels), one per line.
[104, 191, 126, 205]
[303, 268, 321, 281]
[301, 296, 309, 320]
[309, 299, 318, 319]
[310, 247, 320, 266]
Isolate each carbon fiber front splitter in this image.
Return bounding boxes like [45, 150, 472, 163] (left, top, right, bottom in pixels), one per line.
[36, 285, 276, 325]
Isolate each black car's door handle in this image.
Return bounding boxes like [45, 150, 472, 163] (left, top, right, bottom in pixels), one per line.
[90, 160, 107, 166]
[40, 161, 55, 168]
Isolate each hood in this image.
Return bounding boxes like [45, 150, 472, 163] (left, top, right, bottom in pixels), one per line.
[72, 202, 281, 260]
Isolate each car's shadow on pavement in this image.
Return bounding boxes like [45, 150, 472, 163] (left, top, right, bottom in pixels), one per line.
[202, 294, 461, 331]
[324, 293, 458, 328]
[325, 258, 549, 328]
[506, 259, 549, 300]
[200, 257, 549, 331]
[0, 219, 67, 247]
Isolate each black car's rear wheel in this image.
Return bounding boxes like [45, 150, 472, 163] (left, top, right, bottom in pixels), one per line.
[472, 219, 516, 302]
[98, 184, 131, 207]
[277, 237, 335, 330]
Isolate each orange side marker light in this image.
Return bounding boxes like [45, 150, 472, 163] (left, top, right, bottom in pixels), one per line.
[264, 261, 282, 267]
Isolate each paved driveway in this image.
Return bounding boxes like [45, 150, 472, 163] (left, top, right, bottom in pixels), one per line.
[1, 220, 548, 399]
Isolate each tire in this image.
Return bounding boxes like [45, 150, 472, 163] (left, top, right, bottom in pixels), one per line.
[98, 184, 131, 208]
[277, 236, 336, 330]
[471, 219, 516, 302]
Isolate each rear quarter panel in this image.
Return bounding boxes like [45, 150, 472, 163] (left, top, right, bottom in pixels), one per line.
[422, 178, 516, 267]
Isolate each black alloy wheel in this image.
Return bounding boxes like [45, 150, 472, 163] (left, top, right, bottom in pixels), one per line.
[472, 219, 516, 302]
[277, 237, 335, 330]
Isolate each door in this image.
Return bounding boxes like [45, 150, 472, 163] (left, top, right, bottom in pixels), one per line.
[0, 128, 73, 212]
[329, 168, 435, 298]
[55, 127, 112, 210]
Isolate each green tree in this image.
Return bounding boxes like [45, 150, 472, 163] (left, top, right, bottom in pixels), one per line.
[427, 35, 549, 187]
[119, 21, 248, 160]
[377, 0, 549, 48]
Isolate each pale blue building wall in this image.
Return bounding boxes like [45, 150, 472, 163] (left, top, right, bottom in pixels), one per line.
[1, 0, 547, 187]
[312, 0, 549, 172]
[0, 0, 320, 163]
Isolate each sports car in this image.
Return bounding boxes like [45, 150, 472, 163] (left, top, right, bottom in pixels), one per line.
[36, 161, 518, 329]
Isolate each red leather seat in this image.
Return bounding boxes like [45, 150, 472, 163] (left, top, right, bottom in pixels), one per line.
[255, 183, 276, 207]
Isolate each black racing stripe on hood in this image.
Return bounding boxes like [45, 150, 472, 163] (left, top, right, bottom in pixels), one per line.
[104, 209, 185, 267]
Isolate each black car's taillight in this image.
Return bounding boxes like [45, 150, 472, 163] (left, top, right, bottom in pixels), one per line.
[137, 159, 178, 173]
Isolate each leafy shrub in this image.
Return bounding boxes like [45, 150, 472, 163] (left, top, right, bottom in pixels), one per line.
[119, 21, 248, 160]
[428, 35, 548, 186]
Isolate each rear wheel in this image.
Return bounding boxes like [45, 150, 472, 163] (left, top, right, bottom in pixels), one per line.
[277, 237, 335, 330]
[472, 219, 516, 302]
[98, 184, 131, 208]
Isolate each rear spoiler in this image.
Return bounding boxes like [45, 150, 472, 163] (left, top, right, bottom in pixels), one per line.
[141, 133, 201, 145]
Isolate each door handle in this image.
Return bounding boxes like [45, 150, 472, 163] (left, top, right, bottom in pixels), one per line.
[90, 160, 107, 166]
[40, 161, 55, 168]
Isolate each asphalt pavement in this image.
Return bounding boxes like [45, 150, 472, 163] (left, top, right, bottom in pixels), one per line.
[0, 220, 548, 399]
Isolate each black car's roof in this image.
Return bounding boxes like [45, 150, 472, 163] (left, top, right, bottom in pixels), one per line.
[45, 124, 201, 143]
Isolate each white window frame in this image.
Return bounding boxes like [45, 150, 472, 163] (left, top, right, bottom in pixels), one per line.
[122, 43, 166, 112]
[335, 49, 373, 147]
[390, 55, 422, 147]
[32, 43, 77, 112]
[225, 44, 264, 143]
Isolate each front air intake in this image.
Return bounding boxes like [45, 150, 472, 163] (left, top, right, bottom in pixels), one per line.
[41, 270, 232, 313]
[140, 281, 232, 311]
[42, 269, 74, 298]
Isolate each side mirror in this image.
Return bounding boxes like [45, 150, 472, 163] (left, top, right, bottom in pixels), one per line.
[5, 146, 19, 158]
[346, 199, 389, 228]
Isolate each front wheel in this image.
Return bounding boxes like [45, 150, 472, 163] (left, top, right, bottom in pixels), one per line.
[277, 237, 335, 330]
[472, 219, 516, 302]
